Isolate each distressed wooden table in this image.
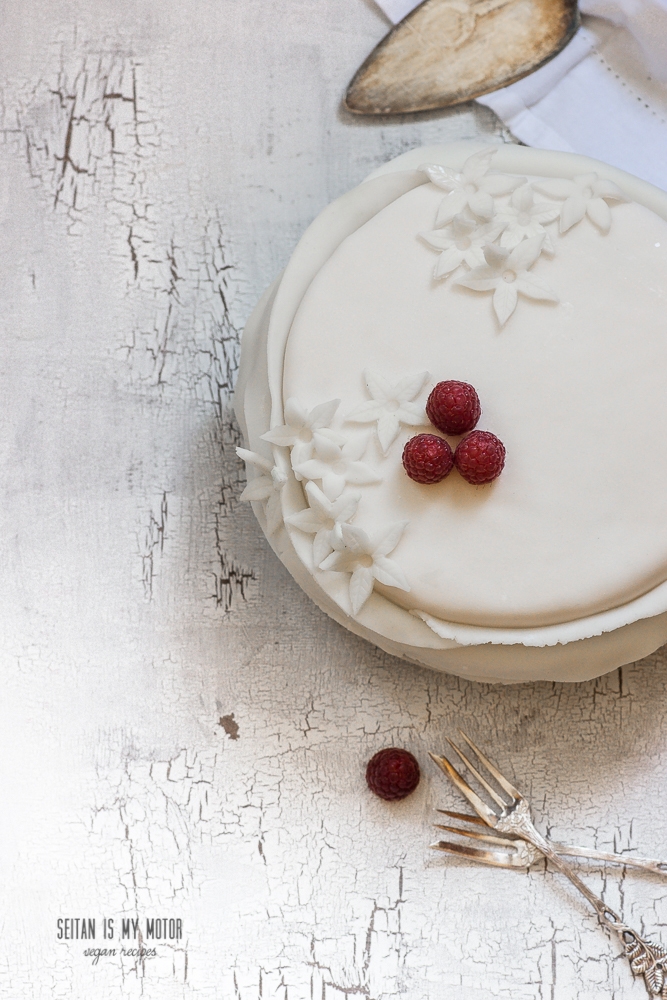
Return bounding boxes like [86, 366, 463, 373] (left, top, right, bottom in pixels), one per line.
[2, 2, 667, 998]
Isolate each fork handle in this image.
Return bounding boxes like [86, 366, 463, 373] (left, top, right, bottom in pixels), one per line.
[550, 841, 667, 876]
[525, 829, 667, 997]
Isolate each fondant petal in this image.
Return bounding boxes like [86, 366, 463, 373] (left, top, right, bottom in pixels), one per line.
[283, 397, 308, 428]
[374, 520, 409, 557]
[377, 413, 400, 454]
[592, 177, 626, 202]
[364, 370, 393, 403]
[418, 230, 454, 251]
[308, 398, 341, 429]
[345, 400, 385, 422]
[265, 494, 283, 535]
[341, 523, 372, 553]
[294, 459, 330, 481]
[434, 246, 465, 278]
[483, 243, 510, 269]
[508, 233, 544, 271]
[462, 147, 496, 183]
[372, 556, 410, 592]
[515, 275, 559, 302]
[240, 477, 274, 502]
[349, 565, 374, 614]
[312, 527, 334, 566]
[467, 190, 494, 220]
[435, 191, 468, 227]
[344, 461, 382, 485]
[261, 425, 299, 447]
[586, 197, 612, 233]
[493, 282, 518, 325]
[321, 471, 346, 501]
[559, 193, 587, 233]
[420, 163, 460, 191]
[457, 272, 500, 292]
[343, 431, 371, 462]
[392, 371, 429, 401]
[286, 509, 323, 533]
[236, 447, 273, 472]
[396, 402, 427, 425]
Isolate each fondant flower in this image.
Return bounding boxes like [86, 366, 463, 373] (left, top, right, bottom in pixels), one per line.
[285, 481, 361, 565]
[261, 397, 346, 471]
[346, 370, 429, 454]
[532, 172, 627, 234]
[496, 185, 560, 252]
[420, 148, 524, 227]
[294, 433, 381, 501]
[236, 448, 287, 535]
[320, 522, 410, 614]
[418, 215, 506, 279]
[456, 234, 558, 326]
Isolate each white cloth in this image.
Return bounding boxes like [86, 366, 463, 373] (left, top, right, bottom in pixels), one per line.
[370, 0, 667, 189]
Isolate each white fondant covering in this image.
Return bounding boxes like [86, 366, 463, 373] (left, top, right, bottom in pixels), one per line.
[234, 142, 667, 683]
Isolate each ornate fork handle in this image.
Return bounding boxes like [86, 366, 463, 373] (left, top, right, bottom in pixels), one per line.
[499, 804, 667, 998]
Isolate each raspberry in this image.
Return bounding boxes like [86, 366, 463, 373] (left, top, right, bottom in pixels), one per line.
[426, 381, 481, 435]
[454, 430, 506, 484]
[402, 433, 454, 484]
[366, 748, 420, 801]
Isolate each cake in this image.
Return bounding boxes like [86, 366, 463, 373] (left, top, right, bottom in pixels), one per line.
[234, 142, 667, 683]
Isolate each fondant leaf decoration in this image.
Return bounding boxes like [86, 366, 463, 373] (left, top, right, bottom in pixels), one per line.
[346, 370, 429, 455]
[319, 520, 410, 614]
[560, 192, 587, 233]
[532, 172, 627, 233]
[286, 480, 362, 566]
[419, 215, 505, 279]
[457, 234, 558, 326]
[493, 282, 518, 327]
[295, 432, 380, 501]
[422, 148, 524, 228]
[236, 448, 287, 536]
[372, 556, 410, 591]
[349, 565, 374, 614]
[262, 396, 345, 470]
[497, 184, 559, 251]
[586, 196, 612, 233]
[375, 521, 410, 558]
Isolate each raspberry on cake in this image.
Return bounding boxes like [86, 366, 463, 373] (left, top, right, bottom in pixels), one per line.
[454, 431, 506, 485]
[402, 433, 454, 484]
[426, 380, 481, 435]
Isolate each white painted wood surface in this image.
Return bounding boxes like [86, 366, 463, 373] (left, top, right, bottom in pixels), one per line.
[2, 2, 667, 997]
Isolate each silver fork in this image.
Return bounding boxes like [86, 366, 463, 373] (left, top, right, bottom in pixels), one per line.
[432, 808, 667, 876]
[429, 733, 667, 998]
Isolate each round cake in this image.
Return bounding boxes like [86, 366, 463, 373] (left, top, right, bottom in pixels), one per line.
[234, 142, 667, 683]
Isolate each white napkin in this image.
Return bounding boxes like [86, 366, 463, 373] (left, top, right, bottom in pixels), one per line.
[370, 0, 667, 189]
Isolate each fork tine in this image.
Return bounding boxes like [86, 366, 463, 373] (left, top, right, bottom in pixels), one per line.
[428, 751, 499, 826]
[436, 809, 488, 827]
[457, 729, 523, 801]
[447, 737, 509, 809]
[430, 839, 519, 869]
[434, 823, 520, 848]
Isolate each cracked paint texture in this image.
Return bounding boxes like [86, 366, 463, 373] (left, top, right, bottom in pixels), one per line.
[1, 1, 665, 999]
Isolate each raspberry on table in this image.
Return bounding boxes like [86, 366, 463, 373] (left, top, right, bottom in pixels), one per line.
[402, 433, 454, 484]
[426, 380, 481, 436]
[454, 430, 506, 484]
[365, 748, 421, 801]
